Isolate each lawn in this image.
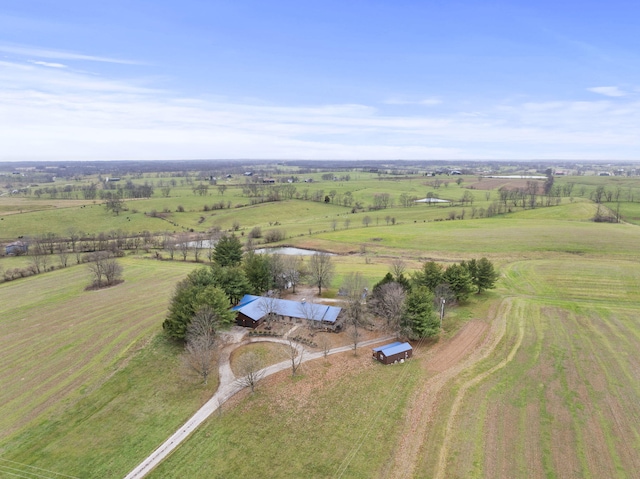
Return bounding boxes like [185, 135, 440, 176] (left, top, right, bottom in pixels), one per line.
[149, 353, 422, 479]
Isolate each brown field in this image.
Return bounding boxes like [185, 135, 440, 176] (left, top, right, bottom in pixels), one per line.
[466, 177, 544, 191]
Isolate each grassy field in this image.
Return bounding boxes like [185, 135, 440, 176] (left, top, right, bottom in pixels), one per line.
[150, 354, 422, 479]
[0, 258, 227, 478]
[3, 169, 640, 478]
[415, 259, 640, 478]
[0, 258, 199, 438]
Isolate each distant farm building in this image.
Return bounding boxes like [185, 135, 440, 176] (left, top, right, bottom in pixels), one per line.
[5, 241, 28, 255]
[372, 342, 413, 365]
[232, 294, 342, 330]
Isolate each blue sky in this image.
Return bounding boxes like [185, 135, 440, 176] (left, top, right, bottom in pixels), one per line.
[1, 0, 639, 161]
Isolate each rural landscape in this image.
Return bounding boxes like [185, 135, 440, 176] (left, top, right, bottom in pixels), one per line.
[2, 160, 640, 478]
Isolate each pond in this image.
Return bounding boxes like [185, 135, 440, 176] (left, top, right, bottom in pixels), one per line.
[254, 247, 334, 256]
[415, 198, 451, 204]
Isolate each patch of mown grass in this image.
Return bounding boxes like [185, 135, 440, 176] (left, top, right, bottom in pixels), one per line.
[0, 333, 217, 478]
[230, 343, 290, 376]
[149, 359, 422, 478]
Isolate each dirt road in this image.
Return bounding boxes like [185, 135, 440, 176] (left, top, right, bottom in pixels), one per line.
[386, 299, 512, 478]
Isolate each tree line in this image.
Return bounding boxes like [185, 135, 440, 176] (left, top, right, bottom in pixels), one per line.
[366, 257, 499, 341]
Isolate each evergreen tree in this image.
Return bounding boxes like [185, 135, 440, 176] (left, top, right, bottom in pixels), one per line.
[473, 257, 499, 293]
[395, 273, 412, 292]
[212, 264, 252, 304]
[412, 261, 444, 291]
[163, 282, 234, 340]
[402, 286, 439, 338]
[372, 272, 395, 291]
[243, 252, 272, 294]
[213, 234, 243, 267]
[442, 263, 473, 302]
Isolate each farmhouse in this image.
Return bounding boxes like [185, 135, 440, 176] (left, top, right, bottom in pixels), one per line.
[232, 294, 342, 330]
[372, 342, 413, 365]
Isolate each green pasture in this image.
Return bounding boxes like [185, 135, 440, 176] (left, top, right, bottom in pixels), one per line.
[0, 334, 217, 479]
[0, 202, 167, 238]
[0, 258, 199, 440]
[300, 216, 640, 259]
[418, 259, 640, 478]
[617, 201, 640, 226]
[5, 170, 639, 242]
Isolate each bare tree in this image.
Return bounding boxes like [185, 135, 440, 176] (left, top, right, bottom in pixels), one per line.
[341, 272, 369, 355]
[178, 234, 190, 261]
[308, 252, 334, 296]
[104, 192, 126, 215]
[29, 237, 48, 274]
[105, 257, 123, 283]
[41, 232, 57, 255]
[347, 324, 362, 356]
[368, 282, 406, 334]
[183, 336, 217, 385]
[299, 300, 323, 336]
[67, 227, 81, 260]
[269, 253, 287, 291]
[282, 255, 305, 293]
[192, 235, 204, 262]
[187, 307, 221, 347]
[259, 293, 280, 330]
[390, 259, 406, 278]
[236, 351, 265, 393]
[56, 242, 69, 268]
[318, 335, 331, 361]
[164, 234, 176, 260]
[183, 307, 220, 385]
[285, 339, 304, 376]
[87, 252, 123, 288]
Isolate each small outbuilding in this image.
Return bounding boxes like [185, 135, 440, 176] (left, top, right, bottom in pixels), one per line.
[5, 241, 28, 255]
[372, 342, 413, 365]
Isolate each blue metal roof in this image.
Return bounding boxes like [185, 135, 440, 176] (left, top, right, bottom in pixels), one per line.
[232, 294, 260, 311]
[372, 341, 402, 353]
[232, 295, 342, 323]
[380, 342, 412, 357]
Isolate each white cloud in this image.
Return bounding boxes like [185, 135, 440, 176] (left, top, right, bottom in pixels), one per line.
[588, 86, 626, 97]
[1, 60, 640, 161]
[0, 60, 162, 95]
[384, 97, 442, 106]
[0, 44, 140, 65]
[29, 60, 67, 68]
